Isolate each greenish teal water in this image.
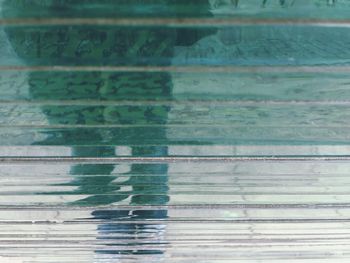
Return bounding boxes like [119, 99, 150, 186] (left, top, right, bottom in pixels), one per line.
[1, 0, 349, 19]
[0, 1, 350, 262]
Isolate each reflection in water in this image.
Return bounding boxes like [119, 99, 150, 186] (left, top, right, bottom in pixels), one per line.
[30, 70, 173, 258]
[73, 147, 170, 259]
[2, 0, 215, 259]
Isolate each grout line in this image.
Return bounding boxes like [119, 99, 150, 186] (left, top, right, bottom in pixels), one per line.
[2, 100, 350, 106]
[1, 156, 350, 163]
[1, 65, 350, 73]
[0, 203, 350, 210]
[1, 17, 350, 27]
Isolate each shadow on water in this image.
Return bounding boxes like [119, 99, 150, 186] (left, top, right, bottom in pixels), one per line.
[2, 0, 215, 259]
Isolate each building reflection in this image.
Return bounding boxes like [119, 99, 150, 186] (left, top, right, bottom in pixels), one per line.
[2, 0, 214, 259]
[70, 144, 170, 258]
[30, 69, 173, 258]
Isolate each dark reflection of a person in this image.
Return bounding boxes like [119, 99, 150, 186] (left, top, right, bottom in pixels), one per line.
[3, 0, 215, 258]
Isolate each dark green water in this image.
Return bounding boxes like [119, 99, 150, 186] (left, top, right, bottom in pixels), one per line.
[1, 0, 216, 258]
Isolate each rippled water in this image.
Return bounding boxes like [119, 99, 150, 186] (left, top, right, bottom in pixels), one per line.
[0, 1, 350, 262]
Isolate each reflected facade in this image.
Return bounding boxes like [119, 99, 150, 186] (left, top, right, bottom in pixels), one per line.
[1, 0, 350, 262]
[2, 0, 215, 259]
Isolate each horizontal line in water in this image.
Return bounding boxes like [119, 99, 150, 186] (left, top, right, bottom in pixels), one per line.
[2, 191, 350, 195]
[1, 100, 350, 106]
[0, 65, 350, 73]
[1, 156, 350, 163]
[2, 124, 350, 128]
[1, 203, 350, 210]
[1, 17, 350, 27]
[1, 218, 350, 224]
